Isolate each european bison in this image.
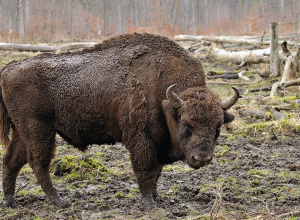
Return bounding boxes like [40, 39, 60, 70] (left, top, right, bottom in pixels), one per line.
[0, 33, 239, 210]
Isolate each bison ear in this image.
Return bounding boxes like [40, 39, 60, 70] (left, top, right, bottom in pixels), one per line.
[224, 111, 235, 124]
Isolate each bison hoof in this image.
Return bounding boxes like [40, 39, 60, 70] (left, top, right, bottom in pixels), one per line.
[141, 197, 157, 211]
[52, 197, 70, 208]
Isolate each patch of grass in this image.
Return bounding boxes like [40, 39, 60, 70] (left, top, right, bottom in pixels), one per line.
[0, 147, 3, 157]
[17, 186, 43, 196]
[51, 155, 111, 183]
[199, 183, 217, 193]
[214, 144, 239, 157]
[170, 185, 179, 194]
[0, 52, 34, 66]
[217, 176, 238, 186]
[128, 187, 139, 196]
[19, 164, 34, 175]
[247, 169, 271, 178]
[114, 191, 123, 198]
[163, 163, 192, 172]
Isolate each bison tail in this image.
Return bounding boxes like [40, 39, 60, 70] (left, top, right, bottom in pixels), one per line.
[0, 74, 11, 146]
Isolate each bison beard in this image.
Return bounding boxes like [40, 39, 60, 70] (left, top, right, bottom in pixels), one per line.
[0, 33, 239, 210]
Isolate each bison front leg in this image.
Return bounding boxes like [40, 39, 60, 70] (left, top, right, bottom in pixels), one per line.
[130, 148, 162, 211]
[2, 130, 27, 207]
[135, 169, 161, 211]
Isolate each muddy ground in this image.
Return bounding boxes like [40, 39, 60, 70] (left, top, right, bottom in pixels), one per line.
[0, 45, 300, 219]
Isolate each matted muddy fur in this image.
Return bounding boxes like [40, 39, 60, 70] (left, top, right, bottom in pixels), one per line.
[0, 33, 238, 210]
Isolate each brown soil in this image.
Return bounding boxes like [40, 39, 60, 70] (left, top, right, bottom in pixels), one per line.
[0, 132, 299, 219]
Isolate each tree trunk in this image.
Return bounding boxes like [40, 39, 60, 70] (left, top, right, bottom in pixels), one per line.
[291, 0, 299, 49]
[191, 0, 195, 35]
[158, 0, 162, 26]
[24, 0, 29, 33]
[103, 0, 107, 36]
[118, 0, 122, 33]
[17, 0, 25, 39]
[196, 0, 200, 34]
[205, 0, 208, 30]
[171, 0, 178, 27]
[0, 0, 2, 41]
[184, 0, 189, 34]
[143, 0, 147, 25]
[270, 22, 280, 77]
[135, 0, 139, 27]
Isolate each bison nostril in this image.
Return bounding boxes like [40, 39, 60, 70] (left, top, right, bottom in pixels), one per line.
[192, 155, 201, 161]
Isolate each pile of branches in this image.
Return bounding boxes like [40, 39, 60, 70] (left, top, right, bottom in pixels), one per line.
[175, 33, 300, 98]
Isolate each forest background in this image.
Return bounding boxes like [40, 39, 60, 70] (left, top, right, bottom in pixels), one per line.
[0, 0, 299, 43]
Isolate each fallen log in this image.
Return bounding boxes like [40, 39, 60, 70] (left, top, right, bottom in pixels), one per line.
[175, 35, 300, 47]
[206, 74, 238, 80]
[238, 70, 250, 81]
[248, 87, 272, 92]
[243, 109, 287, 120]
[208, 47, 270, 66]
[188, 41, 211, 52]
[206, 81, 250, 85]
[175, 35, 269, 46]
[278, 210, 300, 219]
[270, 78, 300, 97]
[0, 42, 97, 52]
[283, 78, 300, 87]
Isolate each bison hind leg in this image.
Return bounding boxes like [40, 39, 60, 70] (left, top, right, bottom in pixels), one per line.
[19, 121, 69, 208]
[2, 129, 27, 207]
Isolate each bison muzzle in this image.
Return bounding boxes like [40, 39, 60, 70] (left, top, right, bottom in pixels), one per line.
[0, 33, 239, 210]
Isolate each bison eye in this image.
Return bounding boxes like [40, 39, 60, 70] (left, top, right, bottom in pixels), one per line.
[181, 123, 192, 138]
[184, 128, 192, 138]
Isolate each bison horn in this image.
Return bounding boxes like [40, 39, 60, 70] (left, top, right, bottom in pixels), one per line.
[166, 84, 184, 108]
[220, 87, 240, 110]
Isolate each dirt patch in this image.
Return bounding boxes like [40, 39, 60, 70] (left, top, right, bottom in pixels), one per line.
[0, 134, 299, 219]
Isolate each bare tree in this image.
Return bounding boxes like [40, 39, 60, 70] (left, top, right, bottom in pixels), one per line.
[158, 0, 162, 26]
[171, 0, 179, 27]
[184, 0, 189, 34]
[17, 0, 25, 39]
[0, 0, 2, 20]
[117, 0, 122, 33]
[103, 0, 107, 36]
[1, 0, 300, 42]
[291, 0, 299, 49]
[205, 0, 208, 30]
[135, 0, 139, 26]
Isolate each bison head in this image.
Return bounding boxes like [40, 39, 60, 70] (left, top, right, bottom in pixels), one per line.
[162, 84, 239, 169]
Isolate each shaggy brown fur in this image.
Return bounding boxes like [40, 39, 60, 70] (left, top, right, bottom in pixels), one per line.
[0, 33, 238, 210]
